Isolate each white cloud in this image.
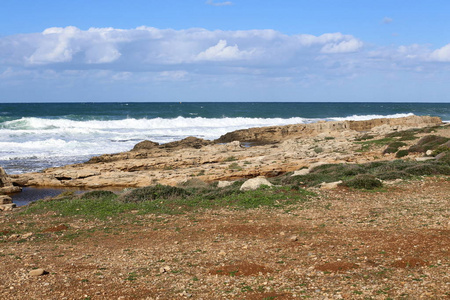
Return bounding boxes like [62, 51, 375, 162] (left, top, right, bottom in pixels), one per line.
[429, 44, 450, 62]
[196, 40, 249, 61]
[1, 25, 449, 91]
[320, 39, 363, 54]
[206, 0, 232, 6]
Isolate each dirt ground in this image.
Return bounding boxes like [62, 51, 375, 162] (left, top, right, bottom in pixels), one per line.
[1, 177, 449, 299]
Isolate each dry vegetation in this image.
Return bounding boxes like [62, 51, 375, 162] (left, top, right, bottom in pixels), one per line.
[1, 176, 449, 299]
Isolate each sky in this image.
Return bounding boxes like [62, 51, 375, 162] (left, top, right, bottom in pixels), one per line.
[0, 0, 450, 103]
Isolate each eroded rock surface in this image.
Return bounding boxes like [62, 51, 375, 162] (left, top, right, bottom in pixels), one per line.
[11, 116, 444, 189]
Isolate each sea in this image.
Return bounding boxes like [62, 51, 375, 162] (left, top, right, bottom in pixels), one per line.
[1, 102, 449, 175]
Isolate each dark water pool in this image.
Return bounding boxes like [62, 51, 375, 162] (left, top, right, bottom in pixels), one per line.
[10, 187, 85, 206]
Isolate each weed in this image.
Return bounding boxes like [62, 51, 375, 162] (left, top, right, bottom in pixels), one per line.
[228, 162, 242, 171]
[224, 156, 237, 162]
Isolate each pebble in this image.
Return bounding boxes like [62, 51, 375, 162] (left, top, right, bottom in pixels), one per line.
[159, 266, 171, 273]
[29, 268, 46, 276]
[289, 235, 298, 242]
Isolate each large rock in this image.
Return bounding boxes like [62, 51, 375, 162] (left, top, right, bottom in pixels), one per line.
[0, 167, 21, 194]
[215, 116, 442, 144]
[0, 195, 12, 204]
[240, 177, 273, 191]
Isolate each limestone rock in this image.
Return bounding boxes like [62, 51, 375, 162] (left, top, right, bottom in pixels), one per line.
[217, 181, 234, 188]
[29, 269, 46, 276]
[132, 140, 160, 151]
[0, 195, 12, 204]
[415, 157, 435, 162]
[0, 203, 16, 211]
[320, 181, 343, 190]
[216, 116, 442, 144]
[240, 177, 273, 191]
[292, 169, 310, 176]
[0, 167, 21, 194]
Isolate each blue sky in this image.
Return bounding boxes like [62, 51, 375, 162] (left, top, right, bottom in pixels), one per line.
[1, 0, 450, 102]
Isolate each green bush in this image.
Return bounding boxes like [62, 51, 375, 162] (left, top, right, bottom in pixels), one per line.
[383, 141, 407, 154]
[409, 135, 450, 153]
[395, 150, 409, 158]
[376, 171, 411, 180]
[343, 174, 382, 190]
[80, 190, 117, 200]
[404, 164, 450, 176]
[120, 185, 189, 203]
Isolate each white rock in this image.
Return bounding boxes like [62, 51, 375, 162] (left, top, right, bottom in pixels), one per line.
[240, 177, 273, 191]
[425, 150, 433, 156]
[217, 181, 233, 188]
[320, 181, 343, 190]
[292, 169, 309, 176]
[29, 268, 46, 276]
[415, 157, 435, 162]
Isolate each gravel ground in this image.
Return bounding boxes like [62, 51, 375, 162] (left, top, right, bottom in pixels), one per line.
[1, 176, 449, 299]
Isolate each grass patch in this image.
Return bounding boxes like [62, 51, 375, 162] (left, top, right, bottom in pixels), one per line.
[271, 158, 450, 188]
[22, 184, 315, 219]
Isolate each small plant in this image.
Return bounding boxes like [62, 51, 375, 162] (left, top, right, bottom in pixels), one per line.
[224, 156, 237, 162]
[228, 162, 242, 171]
[120, 185, 189, 203]
[355, 134, 375, 141]
[343, 174, 382, 190]
[313, 147, 323, 154]
[395, 150, 409, 158]
[383, 141, 407, 154]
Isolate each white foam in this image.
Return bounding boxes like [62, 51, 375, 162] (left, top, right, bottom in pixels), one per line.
[0, 114, 418, 173]
[328, 113, 414, 121]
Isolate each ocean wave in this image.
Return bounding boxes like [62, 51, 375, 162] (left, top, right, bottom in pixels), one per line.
[328, 113, 414, 121]
[0, 113, 420, 174]
[0, 113, 416, 131]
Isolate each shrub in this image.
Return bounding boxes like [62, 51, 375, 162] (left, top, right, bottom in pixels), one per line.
[343, 174, 382, 190]
[80, 190, 117, 200]
[355, 134, 375, 141]
[383, 141, 407, 154]
[120, 185, 189, 203]
[404, 164, 450, 176]
[409, 135, 450, 153]
[376, 171, 411, 180]
[395, 150, 409, 158]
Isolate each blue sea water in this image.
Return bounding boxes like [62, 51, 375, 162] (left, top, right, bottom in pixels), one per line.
[0, 102, 449, 174]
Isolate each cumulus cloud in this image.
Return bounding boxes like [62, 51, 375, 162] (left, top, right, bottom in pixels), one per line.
[206, 0, 233, 6]
[429, 44, 450, 62]
[197, 40, 249, 61]
[320, 39, 363, 54]
[1, 25, 449, 91]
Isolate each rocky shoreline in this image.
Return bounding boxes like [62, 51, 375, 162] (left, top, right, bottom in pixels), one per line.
[6, 115, 444, 191]
[1, 115, 449, 299]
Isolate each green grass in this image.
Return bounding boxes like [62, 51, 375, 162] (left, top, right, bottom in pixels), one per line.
[22, 184, 315, 220]
[271, 158, 450, 188]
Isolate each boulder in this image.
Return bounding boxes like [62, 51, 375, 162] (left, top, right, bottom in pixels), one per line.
[217, 181, 234, 188]
[0, 167, 21, 194]
[240, 177, 273, 191]
[0, 203, 16, 211]
[0, 195, 12, 204]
